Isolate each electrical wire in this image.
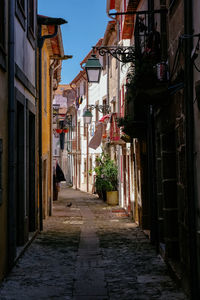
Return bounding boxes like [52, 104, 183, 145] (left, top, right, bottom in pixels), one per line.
[168, 0, 176, 11]
[169, 37, 182, 81]
[193, 61, 200, 73]
[192, 36, 200, 73]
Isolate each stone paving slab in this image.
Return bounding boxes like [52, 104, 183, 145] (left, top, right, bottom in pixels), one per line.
[0, 187, 188, 300]
[74, 268, 107, 296]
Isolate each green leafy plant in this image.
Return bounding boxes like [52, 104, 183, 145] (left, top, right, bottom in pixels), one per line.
[94, 153, 118, 199]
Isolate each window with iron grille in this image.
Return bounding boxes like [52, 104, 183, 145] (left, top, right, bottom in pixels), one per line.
[0, 139, 2, 205]
[134, 9, 167, 61]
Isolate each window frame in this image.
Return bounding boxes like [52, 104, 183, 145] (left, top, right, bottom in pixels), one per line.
[15, 0, 26, 30]
[27, 0, 36, 49]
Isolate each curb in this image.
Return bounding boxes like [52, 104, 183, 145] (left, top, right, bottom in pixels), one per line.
[14, 230, 40, 266]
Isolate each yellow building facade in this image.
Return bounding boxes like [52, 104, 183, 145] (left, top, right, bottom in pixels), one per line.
[41, 25, 64, 218]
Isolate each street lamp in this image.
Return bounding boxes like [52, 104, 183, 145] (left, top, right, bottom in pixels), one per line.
[83, 46, 135, 83]
[83, 104, 111, 124]
[84, 54, 102, 83]
[83, 109, 93, 124]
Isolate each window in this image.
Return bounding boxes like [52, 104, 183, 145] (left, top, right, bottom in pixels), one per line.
[77, 86, 80, 97]
[103, 54, 107, 73]
[89, 157, 92, 172]
[103, 98, 107, 116]
[16, 0, 26, 29]
[28, 0, 34, 32]
[0, 139, 2, 205]
[27, 0, 35, 48]
[83, 81, 86, 96]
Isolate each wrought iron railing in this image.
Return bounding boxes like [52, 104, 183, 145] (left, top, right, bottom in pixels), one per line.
[134, 9, 168, 62]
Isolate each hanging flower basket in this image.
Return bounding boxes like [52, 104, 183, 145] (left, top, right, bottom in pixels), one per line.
[56, 129, 62, 134]
[63, 128, 69, 133]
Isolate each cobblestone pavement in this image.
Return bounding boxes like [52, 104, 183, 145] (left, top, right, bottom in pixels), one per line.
[0, 188, 188, 300]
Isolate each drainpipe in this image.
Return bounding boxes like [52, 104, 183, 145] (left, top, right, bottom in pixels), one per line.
[8, 0, 16, 269]
[86, 81, 89, 192]
[80, 65, 89, 192]
[116, 19, 122, 207]
[37, 17, 67, 231]
[184, 0, 199, 298]
[70, 83, 79, 190]
[38, 25, 58, 230]
[106, 1, 122, 206]
[147, 0, 158, 247]
[49, 59, 57, 216]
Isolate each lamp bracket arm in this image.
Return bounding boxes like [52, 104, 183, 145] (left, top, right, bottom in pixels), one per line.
[93, 46, 136, 63]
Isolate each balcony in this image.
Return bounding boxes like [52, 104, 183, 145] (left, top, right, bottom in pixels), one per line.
[117, 8, 168, 138]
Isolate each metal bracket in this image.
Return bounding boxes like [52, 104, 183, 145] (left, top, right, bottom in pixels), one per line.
[93, 46, 135, 63]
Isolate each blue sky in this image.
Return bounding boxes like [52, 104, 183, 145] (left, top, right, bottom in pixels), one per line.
[38, 0, 110, 84]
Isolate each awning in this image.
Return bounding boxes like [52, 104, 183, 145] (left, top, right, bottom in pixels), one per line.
[99, 114, 110, 123]
[88, 122, 103, 150]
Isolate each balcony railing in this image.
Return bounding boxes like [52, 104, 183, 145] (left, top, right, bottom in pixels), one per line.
[134, 9, 167, 62]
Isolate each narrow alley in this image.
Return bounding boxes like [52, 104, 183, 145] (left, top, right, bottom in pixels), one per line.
[0, 188, 187, 300]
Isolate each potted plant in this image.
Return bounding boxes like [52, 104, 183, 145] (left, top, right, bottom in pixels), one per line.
[94, 153, 118, 205]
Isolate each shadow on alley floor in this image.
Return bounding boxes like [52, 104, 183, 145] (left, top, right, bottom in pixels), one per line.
[0, 187, 188, 300]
